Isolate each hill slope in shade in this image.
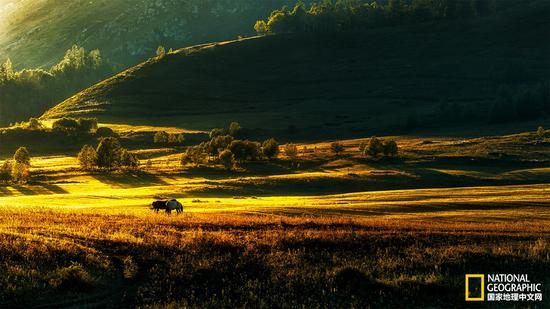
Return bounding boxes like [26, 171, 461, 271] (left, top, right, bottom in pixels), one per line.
[0, 0, 294, 68]
[42, 3, 550, 139]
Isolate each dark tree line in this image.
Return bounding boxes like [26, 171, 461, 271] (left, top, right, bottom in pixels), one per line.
[0, 46, 113, 126]
[255, 0, 499, 34]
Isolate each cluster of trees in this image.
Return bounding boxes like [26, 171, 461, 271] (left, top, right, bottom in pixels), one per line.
[255, 0, 498, 34]
[360, 137, 398, 158]
[52, 118, 99, 135]
[0, 45, 113, 126]
[0, 147, 32, 184]
[78, 138, 139, 171]
[153, 131, 186, 144]
[181, 122, 279, 170]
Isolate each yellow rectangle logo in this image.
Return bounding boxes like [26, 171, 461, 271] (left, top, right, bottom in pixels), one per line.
[465, 274, 485, 301]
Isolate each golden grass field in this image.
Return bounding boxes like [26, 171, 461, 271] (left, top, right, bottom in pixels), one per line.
[0, 130, 549, 307]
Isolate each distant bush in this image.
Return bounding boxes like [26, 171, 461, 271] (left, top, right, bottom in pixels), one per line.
[262, 138, 280, 159]
[229, 122, 242, 137]
[96, 127, 118, 138]
[537, 126, 548, 140]
[284, 143, 299, 160]
[26, 118, 45, 130]
[154, 131, 185, 145]
[154, 131, 169, 143]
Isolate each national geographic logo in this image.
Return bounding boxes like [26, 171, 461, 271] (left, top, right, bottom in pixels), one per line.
[466, 274, 544, 302]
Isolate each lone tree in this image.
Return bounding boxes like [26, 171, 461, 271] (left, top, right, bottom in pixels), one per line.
[95, 137, 123, 169]
[382, 140, 399, 157]
[228, 122, 242, 137]
[78, 145, 97, 170]
[364, 137, 384, 157]
[262, 138, 280, 159]
[13, 147, 31, 166]
[330, 142, 344, 156]
[219, 149, 236, 170]
[156, 46, 166, 58]
[11, 147, 31, 183]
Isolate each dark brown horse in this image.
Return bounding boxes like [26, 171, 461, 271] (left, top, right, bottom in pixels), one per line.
[151, 200, 168, 213]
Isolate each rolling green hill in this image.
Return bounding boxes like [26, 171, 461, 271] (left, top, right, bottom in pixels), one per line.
[0, 0, 296, 69]
[42, 2, 550, 139]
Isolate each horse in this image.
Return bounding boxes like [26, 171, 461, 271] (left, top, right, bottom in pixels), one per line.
[165, 199, 183, 214]
[151, 200, 168, 213]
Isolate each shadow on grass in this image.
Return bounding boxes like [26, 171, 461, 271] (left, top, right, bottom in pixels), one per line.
[92, 171, 169, 189]
[7, 184, 69, 196]
[0, 186, 13, 196]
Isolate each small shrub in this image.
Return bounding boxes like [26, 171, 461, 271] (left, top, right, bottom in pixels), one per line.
[154, 131, 169, 143]
[284, 143, 298, 160]
[262, 138, 280, 159]
[537, 126, 547, 139]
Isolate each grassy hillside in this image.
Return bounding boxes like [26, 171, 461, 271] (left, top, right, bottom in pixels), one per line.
[0, 0, 296, 69]
[42, 2, 550, 139]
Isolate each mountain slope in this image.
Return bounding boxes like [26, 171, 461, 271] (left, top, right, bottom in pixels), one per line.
[0, 0, 294, 68]
[42, 3, 550, 138]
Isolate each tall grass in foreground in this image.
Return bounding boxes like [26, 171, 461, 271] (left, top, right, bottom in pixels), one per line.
[0, 210, 548, 308]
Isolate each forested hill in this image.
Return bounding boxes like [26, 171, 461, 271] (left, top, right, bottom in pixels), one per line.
[42, 1, 549, 139]
[0, 0, 300, 69]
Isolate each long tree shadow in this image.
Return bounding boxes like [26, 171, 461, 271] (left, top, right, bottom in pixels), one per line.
[39, 184, 69, 194]
[92, 171, 170, 189]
